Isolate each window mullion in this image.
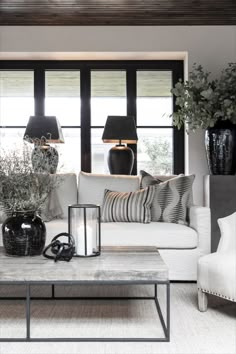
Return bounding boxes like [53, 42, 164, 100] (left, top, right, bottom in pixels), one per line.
[34, 68, 45, 116]
[172, 63, 184, 174]
[80, 66, 91, 172]
[126, 68, 137, 175]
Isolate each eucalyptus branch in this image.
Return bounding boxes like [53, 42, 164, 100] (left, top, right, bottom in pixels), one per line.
[170, 63, 236, 131]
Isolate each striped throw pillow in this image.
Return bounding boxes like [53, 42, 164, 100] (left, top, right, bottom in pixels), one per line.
[101, 186, 155, 223]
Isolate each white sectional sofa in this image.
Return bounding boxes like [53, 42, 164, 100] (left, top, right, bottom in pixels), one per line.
[0, 171, 211, 281]
[43, 171, 211, 281]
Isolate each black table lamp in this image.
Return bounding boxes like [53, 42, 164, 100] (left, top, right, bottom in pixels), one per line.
[24, 115, 64, 174]
[102, 116, 138, 175]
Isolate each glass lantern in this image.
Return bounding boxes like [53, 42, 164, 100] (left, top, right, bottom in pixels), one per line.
[68, 204, 101, 257]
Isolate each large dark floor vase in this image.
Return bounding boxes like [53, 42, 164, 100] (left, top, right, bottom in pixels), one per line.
[2, 211, 46, 256]
[205, 121, 236, 175]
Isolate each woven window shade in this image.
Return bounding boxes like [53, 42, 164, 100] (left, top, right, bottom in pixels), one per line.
[91, 71, 126, 97]
[45, 71, 80, 97]
[0, 71, 34, 97]
[137, 71, 172, 97]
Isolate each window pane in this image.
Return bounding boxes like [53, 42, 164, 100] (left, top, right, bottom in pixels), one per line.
[0, 128, 26, 150]
[0, 71, 34, 126]
[137, 128, 173, 175]
[91, 71, 126, 126]
[137, 71, 172, 126]
[45, 71, 80, 126]
[91, 129, 113, 173]
[57, 128, 81, 173]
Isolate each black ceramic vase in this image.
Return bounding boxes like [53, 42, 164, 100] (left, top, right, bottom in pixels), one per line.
[2, 212, 46, 256]
[205, 121, 236, 175]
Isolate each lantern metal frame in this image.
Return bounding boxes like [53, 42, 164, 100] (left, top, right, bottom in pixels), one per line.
[68, 204, 101, 257]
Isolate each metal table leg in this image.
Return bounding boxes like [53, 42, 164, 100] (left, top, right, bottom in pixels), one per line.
[26, 284, 31, 340]
[154, 282, 170, 341]
[166, 282, 170, 341]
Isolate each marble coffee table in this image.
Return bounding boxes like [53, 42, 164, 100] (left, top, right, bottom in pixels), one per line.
[0, 246, 170, 342]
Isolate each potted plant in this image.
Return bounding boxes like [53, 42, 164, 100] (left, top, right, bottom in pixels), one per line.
[171, 63, 236, 174]
[0, 143, 59, 256]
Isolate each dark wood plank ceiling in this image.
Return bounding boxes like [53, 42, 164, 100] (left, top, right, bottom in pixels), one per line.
[0, 0, 236, 26]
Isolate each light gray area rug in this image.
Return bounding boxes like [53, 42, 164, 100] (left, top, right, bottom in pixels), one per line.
[0, 283, 235, 354]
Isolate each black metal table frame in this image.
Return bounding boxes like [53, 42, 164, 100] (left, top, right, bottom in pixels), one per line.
[0, 280, 170, 342]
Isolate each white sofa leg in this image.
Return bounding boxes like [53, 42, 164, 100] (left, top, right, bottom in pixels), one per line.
[198, 289, 208, 312]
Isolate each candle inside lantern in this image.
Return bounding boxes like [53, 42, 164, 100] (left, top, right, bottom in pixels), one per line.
[76, 224, 93, 256]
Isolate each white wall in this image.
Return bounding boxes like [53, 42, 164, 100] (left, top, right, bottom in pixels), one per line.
[0, 26, 236, 205]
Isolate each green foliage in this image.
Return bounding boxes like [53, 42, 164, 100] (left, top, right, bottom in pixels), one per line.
[142, 138, 172, 175]
[171, 63, 236, 131]
[0, 143, 59, 215]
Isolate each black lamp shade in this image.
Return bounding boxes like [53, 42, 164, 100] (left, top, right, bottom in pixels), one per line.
[102, 116, 138, 144]
[24, 116, 64, 143]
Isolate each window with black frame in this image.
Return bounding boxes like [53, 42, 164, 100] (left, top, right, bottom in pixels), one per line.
[0, 61, 184, 175]
[136, 70, 173, 175]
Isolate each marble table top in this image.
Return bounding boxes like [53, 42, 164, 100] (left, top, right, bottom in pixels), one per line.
[0, 246, 169, 283]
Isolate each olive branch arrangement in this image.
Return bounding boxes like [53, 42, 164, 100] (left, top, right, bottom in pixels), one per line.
[0, 142, 60, 216]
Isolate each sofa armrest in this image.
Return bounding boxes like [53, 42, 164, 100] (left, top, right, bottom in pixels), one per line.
[189, 206, 211, 255]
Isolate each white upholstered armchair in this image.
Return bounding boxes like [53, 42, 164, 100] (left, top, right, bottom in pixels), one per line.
[197, 212, 236, 311]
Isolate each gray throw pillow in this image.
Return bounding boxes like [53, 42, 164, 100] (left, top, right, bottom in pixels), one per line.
[141, 172, 195, 224]
[40, 189, 63, 222]
[101, 186, 156, 223]
[140, 170, 162, 188]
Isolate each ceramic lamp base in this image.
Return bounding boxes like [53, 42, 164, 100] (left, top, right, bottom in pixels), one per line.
[108, 144, 134, 175]
[32, 145, 58, 174]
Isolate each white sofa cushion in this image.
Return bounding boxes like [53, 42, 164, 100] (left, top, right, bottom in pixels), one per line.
[44, 219, 69, 243]
[43, 219, 197, 249]
[78, 171, 140, 206]
[55, 173, 78, 218]
[101, 222, 198, 249]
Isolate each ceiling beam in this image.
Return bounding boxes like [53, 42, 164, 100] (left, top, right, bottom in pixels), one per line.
[0, 0, 236, 25]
